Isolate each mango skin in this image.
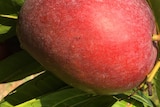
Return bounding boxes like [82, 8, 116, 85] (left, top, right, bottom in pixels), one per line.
[17, 0, 157, 94]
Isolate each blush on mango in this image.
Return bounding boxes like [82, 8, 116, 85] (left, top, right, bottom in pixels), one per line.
[17, 0, 157, 94]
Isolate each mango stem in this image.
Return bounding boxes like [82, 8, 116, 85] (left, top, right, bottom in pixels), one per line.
[152, 34, 160, 41]
[147, 60, 160, 82]
[145, 60, 160, 96]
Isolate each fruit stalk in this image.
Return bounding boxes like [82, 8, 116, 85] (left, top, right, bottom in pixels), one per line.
[152, 34, 160, 41]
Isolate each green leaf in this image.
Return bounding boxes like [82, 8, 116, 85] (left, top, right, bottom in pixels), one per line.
[2, 86, 149, 107]
[11, 0, 24, 7]
[112, 93, 152, 107]
[0, 50, 43, 82]
[0, 17, 17, 42]
[0, 71, 67, 106]
[123, 91, 154, 107]
[0, 0, 18, 15]
[0, 24, 12, 34]
[112, 99, 143, 107]
[0, 0, 24, 15]
[131, 92, 154, 107]
[10, 88, 116, 107]
[154, 70, 160, 101]
[0, 101, 14, 107]
[36, 88, 92, 107]
[73, 95, 116, 107]
[0, 0, 24, 42]
[131, 92, 153, 107]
